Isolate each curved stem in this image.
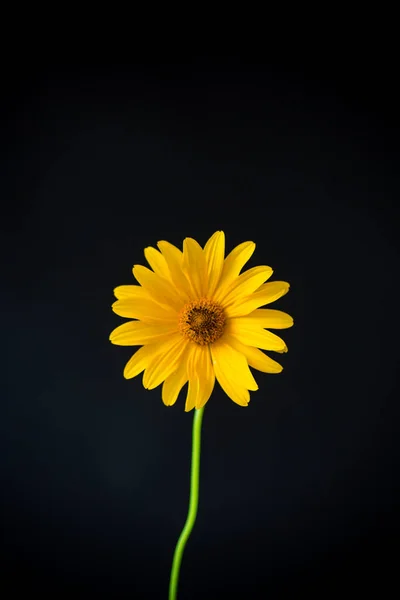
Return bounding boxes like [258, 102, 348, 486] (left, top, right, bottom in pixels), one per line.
[168, 406, 205, 600]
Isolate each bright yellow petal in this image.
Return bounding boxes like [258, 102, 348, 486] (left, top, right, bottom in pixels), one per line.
[144, 246, 170, 279]
[226, 281, 290, 317]
[183, 237, 207, 297]
[220, 266, 273, 307]
[112, 298, 177, 322]
[142, 335, 187, 390]
[123, 344, 159, 379]
[224, 334, 283, 373]
[184, 344, 201, 411]
[213, 340, 258, 390]
[228, 318, 288, 353]
[184, 345, 215, 411]
[132, 265, 182, 310]
[162, 357, 188, 407]
[203, 231, 225, 297]
[109, 321, 178, 346]
[239, 308, 293, 329]
[196, 349, 215, 409]
[210, 342, 251, 406]
[113, 285, 152, 300]
[214, 241, 255, 301]
[185, 378, 200, 412]
[157, 240, 192, 301]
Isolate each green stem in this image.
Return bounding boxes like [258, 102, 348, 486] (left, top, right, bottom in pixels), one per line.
[168, 406, 205, 600]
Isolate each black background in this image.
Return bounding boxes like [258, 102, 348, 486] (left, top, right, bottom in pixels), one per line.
[2, 55, 399, 598]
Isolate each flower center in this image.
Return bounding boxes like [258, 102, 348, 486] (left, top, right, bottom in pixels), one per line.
[179, 298, 226, 345]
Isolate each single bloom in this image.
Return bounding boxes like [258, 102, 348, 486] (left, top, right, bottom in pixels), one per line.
[110, 232, 293, 411]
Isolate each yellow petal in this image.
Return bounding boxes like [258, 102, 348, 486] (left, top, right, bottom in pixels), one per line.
[183, 237, 207, 297]
[185, 377, 200, 412]
[132, 265, 182, 310]
[203, 231, 225, 297]
[144, 246, 170, 279]
[213, 340, 258, 390]
[184, 344, 201, 411]
[221, 266, 273, 307]
[123, 344, 159, 379]
[196, 346, 215, 409]
[226, 281, 290, 317]
[112, 298, 177, 322]
[184, 345, 215, 411]
[228, 318, 288, 353]
[142, 335, 187, 390]
[239, 308, 294, 329]
[224, 334, 283, 373]
[211, 342, 251, 406]
[162, 358, 188, 407]
[214, 241, 255, 301]
[109, 321, 178, 346]
[157, 240, 192, 301]
[113, 285, 151, 300]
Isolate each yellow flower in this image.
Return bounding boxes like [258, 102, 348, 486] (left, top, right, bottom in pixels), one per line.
[110, 232, 293, 411]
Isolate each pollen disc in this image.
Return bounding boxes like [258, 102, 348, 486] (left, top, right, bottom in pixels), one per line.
[179, 298, 226, 345]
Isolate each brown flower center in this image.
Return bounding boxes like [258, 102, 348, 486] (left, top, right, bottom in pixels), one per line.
[179, 298, 226, 345]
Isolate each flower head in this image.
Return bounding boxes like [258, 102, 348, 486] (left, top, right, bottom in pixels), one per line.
[110, 232, 293, 411]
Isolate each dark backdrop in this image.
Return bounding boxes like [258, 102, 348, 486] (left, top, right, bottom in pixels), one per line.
[2, 57, 399, 598]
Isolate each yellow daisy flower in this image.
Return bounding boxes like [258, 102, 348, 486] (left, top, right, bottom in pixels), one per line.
[110, 231, 293, 411]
